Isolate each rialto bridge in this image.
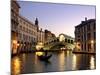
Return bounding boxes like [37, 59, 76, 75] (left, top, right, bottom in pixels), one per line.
[43, 34, 75, 51]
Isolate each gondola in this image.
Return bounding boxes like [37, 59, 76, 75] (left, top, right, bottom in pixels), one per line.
[37, 54, 52, 61]
[35, 43, 52, 61]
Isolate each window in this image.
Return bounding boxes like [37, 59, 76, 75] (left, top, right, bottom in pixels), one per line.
[23, 27, 25, 31]
[65, 39, 67, 42]
[94, 43, 96, 50]
[23, 34, 25, 40]
[81, 27, 84, 33]
[84, 26, 86, 32]
[19, 19, 22, 23]
[71, 40, 73, 44]
[19, 33, 22, 39]
[78, 35, 80, 38]
[81, 44, 83, 50]
[57, 39, 59, 42]
[20, 26, 22, 30]
[87, 33, 91, 40]
[84, 43, 86, 51]
[68, 39, 70, 43]
[78, 28, 80, 33]
[78, 44, 80, 46]
[24, 21, 25, 25]
[93, 22, 96, 30]
[78, 39, 80, 42]
[84, 33, 86, 41]
[87, 24, 90, 31]
[81, 36, 83, 42]
[94, 32, 96, 40]
[88, 44, 91, 51]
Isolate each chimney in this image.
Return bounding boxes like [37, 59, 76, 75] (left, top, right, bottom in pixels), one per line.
[85, 17, 87, 21]
[40, 28, 42, 31]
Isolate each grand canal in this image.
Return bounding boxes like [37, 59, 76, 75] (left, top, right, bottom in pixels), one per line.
[11, 51, 96, 75]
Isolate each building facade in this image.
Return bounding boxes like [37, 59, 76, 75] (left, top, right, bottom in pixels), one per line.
[44, 29, 56, 43]
[37, 28, 45, 43]
[74, 18, 96, 53]
[11, 0, 20, 54]
[11, 1, 56, 53]
[17, 16, 38, 51]
[35, 18, 45, 44]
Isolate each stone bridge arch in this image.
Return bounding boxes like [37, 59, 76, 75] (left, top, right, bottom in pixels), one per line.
[44, 33, 75, 50]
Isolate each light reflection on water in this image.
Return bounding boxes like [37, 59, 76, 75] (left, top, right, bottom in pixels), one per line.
[58, 51, 65, 71]
[90, 55, 95, 69]
[72, 54, 77, 70]
[11, 51, 96, 74]
[11, 57, 21, 75]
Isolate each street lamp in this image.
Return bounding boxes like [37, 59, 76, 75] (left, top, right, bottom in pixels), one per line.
[75, 42, 80, 51]
[13, 40, 17, 44]
[12, 40, 17, 54]
[17, 43, 20, 47]
[91, 40, 94, 44]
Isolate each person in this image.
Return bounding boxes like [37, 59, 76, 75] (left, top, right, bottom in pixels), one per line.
[45, 50, 48, 56]
[40, 48, 44, 51]
[40, 48, 48, 56]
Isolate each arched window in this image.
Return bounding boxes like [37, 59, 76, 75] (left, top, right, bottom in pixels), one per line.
[71, 40, 73, 44]
[65, 39, 67, 42]
[68, 39, 70, 43]
[57, 39, 59, 42]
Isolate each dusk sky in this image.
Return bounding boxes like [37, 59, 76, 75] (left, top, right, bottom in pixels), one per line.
[17, 1, 95, 37]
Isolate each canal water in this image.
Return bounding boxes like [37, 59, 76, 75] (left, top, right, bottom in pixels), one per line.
[11, 51, 96, 75]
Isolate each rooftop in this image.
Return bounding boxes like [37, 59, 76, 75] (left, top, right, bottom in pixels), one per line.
[75, 18, 96, 28]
